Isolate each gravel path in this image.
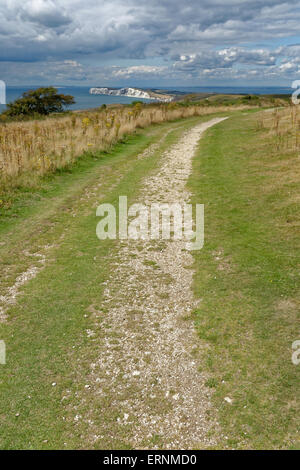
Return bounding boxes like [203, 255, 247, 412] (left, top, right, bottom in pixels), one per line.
[85, 118, 227, 449]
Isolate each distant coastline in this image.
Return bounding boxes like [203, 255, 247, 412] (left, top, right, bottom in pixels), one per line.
[0, 85, 292, 113]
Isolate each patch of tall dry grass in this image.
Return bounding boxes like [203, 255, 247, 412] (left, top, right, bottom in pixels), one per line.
[0, 102, 243, 186]
[257, 105, 300, 151]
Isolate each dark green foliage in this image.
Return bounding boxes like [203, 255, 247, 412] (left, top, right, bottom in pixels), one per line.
[3, 87, 75, 117]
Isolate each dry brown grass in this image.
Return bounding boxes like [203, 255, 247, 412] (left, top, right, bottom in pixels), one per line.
[257, 104, 300, 151]
[0, 102, 246, 187]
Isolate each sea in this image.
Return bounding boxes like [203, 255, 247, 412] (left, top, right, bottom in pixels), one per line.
[0, 85, 293, 113]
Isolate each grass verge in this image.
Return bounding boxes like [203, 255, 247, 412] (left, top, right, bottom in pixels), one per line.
[189, 111, 300, 449]
[0, 114, 217, 449]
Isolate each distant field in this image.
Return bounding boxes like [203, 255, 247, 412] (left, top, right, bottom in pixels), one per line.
[175, 92, 290, 107]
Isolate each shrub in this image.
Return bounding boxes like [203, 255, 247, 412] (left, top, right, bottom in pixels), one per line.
[2, 87, 75, 118]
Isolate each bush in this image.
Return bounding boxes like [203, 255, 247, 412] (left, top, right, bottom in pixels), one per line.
[2, 87, 75, 118]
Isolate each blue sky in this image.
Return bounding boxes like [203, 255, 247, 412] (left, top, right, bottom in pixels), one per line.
[1, 0, 300, 86]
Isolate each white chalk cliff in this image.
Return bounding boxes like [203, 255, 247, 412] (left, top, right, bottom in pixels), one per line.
[89, 87, 172, 102]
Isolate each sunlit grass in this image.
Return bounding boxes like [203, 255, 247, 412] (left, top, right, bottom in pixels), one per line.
[189, 110, 300, 449]
[0, 102, 248, 188]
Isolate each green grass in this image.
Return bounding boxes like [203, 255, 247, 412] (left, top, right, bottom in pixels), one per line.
[189, 111, 300, 449]
[2, 109, 294, 450]
[0, 114, 218, 449]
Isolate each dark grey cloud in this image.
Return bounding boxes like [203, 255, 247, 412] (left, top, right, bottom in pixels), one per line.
[21, 0, 71, 28]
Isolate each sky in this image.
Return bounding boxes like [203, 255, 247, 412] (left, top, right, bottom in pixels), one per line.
[1, 0, 300, 87]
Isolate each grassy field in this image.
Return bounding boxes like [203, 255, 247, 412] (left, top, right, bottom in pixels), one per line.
[0, 101, 244, 188]
[0, 107, 298, 449]
[189, 110, 300, 449]
[177, 93, 290, 107]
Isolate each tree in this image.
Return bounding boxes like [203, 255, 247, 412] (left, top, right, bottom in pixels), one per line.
[3, 87, 75, 117]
